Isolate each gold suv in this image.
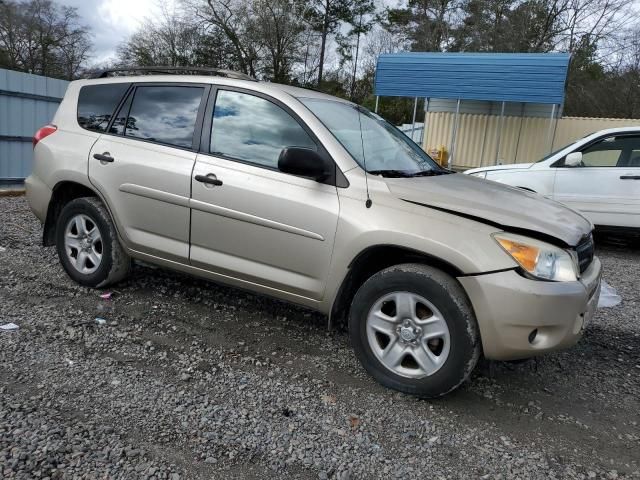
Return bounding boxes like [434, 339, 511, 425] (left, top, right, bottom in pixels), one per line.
[25, 68, 601, 397]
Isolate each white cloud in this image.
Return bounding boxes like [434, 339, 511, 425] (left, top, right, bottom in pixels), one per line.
[56, 0, 171, 64]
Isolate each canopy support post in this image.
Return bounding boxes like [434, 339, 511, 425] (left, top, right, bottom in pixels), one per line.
[547, 104, 557, 153]
[411, 97, 418, 142]
[479, 114, 490, 168]
[423, 97, 430, 148]
[513, 102, 525, 163]
[494, 101, 506, 165]
[448, 98, 461, 169]
[375, 96, 379, 113]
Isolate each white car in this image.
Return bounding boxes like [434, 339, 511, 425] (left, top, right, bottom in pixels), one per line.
[465, 127, 640, 230]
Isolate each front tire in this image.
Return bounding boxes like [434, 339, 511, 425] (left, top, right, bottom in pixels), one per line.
[349, 264, 481, 398]
[55, 197, 130, 288]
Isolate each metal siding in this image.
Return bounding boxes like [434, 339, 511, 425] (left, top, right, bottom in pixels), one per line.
[426, 98, 557, 118]
[424, 111, 640, 169]
[375, 53, 570, 104]
[0, 68, 68, 180]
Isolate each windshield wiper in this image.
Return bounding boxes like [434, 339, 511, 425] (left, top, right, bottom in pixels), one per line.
[367, 169, 415, 178]
[368, 169, 451, 178]
[408, 170, 451, 177]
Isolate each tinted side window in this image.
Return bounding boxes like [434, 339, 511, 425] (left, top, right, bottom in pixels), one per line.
[125, 86, 204, 149]
[77, 83, 130, 132]
[619, 136, 640, 167]
[109, 91, 133, 135]
[210, 90, 316, 168]
[581, 136, 622, 167]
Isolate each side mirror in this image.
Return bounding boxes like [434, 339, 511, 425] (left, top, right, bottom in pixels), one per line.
[564, 151, 583, 167]
[278, 147, 330, 181]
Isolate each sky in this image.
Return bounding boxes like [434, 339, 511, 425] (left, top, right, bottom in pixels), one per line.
[57, 0, 171, 64]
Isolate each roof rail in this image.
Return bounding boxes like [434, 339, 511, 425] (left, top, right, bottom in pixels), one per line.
[90, 66, 256, 81]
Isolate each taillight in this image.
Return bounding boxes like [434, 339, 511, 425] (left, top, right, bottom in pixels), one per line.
[33, 124, 57, 148]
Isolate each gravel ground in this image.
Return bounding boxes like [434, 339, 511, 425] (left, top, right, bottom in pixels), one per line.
[1, 195, 639, 480]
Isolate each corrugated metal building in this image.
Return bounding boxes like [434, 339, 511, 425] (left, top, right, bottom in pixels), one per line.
[374, 53, 572, 168]
[0, 68, 69, 182]
[374, 52, 570, 104]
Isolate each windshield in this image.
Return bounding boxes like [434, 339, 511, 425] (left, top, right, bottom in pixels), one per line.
[300, 98, 446, 177]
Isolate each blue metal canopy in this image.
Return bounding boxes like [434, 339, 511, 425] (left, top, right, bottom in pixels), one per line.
[374, 52, 570, 105]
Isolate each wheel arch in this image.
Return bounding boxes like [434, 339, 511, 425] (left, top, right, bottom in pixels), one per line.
[329, 244, 465, 329]
[43, 181, 100, 246]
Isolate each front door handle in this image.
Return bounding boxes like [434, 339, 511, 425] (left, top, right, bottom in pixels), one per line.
[620, 175, 640, 180]
[195, 174, 223, 186]
[93, 152, 114, 163]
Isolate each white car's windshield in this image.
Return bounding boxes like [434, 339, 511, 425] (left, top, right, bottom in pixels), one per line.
[301, 98, 448, 178]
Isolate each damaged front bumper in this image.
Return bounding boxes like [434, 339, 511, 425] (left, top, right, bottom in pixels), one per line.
[459, 257, 602, 361]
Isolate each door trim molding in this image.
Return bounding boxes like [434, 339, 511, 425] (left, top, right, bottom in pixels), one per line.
[120, 183, 325, 241]
[119, 183, 190, 207]
[190, 198, 325, 241]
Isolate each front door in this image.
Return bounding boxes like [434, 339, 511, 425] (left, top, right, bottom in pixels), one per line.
[190, 89, 340, 300]
[553, 134, 640, 228]
[89, 83, 208, 262]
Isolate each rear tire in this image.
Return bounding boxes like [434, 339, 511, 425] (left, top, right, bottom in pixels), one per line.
[55, 197, 130, 288]
[349, 264, 481, 398]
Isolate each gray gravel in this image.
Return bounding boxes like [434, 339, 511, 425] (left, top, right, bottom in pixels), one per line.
[1, 195, 639, 479]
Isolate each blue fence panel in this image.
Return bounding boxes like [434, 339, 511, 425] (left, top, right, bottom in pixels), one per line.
[0, 68, 69, 181]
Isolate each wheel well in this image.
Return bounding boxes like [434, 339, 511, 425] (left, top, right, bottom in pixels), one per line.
[43, 181, 98, 246]
[329, 245, 464, 330]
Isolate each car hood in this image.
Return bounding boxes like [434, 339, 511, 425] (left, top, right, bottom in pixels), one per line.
[465, 163, 534, 174]
[384, 173, 592, 246]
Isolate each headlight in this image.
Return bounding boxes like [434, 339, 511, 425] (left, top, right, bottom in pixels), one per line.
[493, 233, 578, 282]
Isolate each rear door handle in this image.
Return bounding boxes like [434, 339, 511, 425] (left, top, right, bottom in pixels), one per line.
[620, 175, 640, 180]
[195, 174, 223, 186]
[93, 152, 114, 163]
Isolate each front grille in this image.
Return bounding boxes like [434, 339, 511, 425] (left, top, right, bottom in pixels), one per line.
[576, 234, 594, 273]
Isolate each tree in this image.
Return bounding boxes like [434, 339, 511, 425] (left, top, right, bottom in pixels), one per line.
[450, 0, 633, 54]
[336, 0, 376, 98]
[118, 4, 204, 67]
[251, 0, 307, 82]
[385, 0, 461, 52]
[304, 0, 355, 86]
[183, 0, 260, 76]
[181, 0, 310, 81]
[0, 0, 91, 79]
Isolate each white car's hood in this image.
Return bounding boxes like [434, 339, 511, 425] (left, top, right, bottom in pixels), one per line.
[465, 163, 534, 174]
[385, 173, 592, 247]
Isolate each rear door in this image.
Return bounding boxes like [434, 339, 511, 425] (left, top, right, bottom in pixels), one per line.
[189, 88, 340, 300]
[88, 83, 209, 262]
[553, 134, 640, 228]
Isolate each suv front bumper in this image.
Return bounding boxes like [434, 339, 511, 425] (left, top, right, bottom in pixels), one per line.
[459, 257, 602, 361]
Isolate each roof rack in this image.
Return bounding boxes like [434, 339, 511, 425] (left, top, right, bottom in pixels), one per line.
[90, 66, 256, 81]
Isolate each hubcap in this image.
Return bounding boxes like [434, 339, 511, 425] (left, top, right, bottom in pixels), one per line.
[64, 214, 103, 275]
[366, 292, 451, 378]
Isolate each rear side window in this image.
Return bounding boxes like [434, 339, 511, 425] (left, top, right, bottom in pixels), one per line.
[124, 86, 204, 149]
[77, 84, 130, 132]
[109, 92, 133, 136]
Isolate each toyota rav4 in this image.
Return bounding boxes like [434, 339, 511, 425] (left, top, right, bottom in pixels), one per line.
[25, 68, 602, 397]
